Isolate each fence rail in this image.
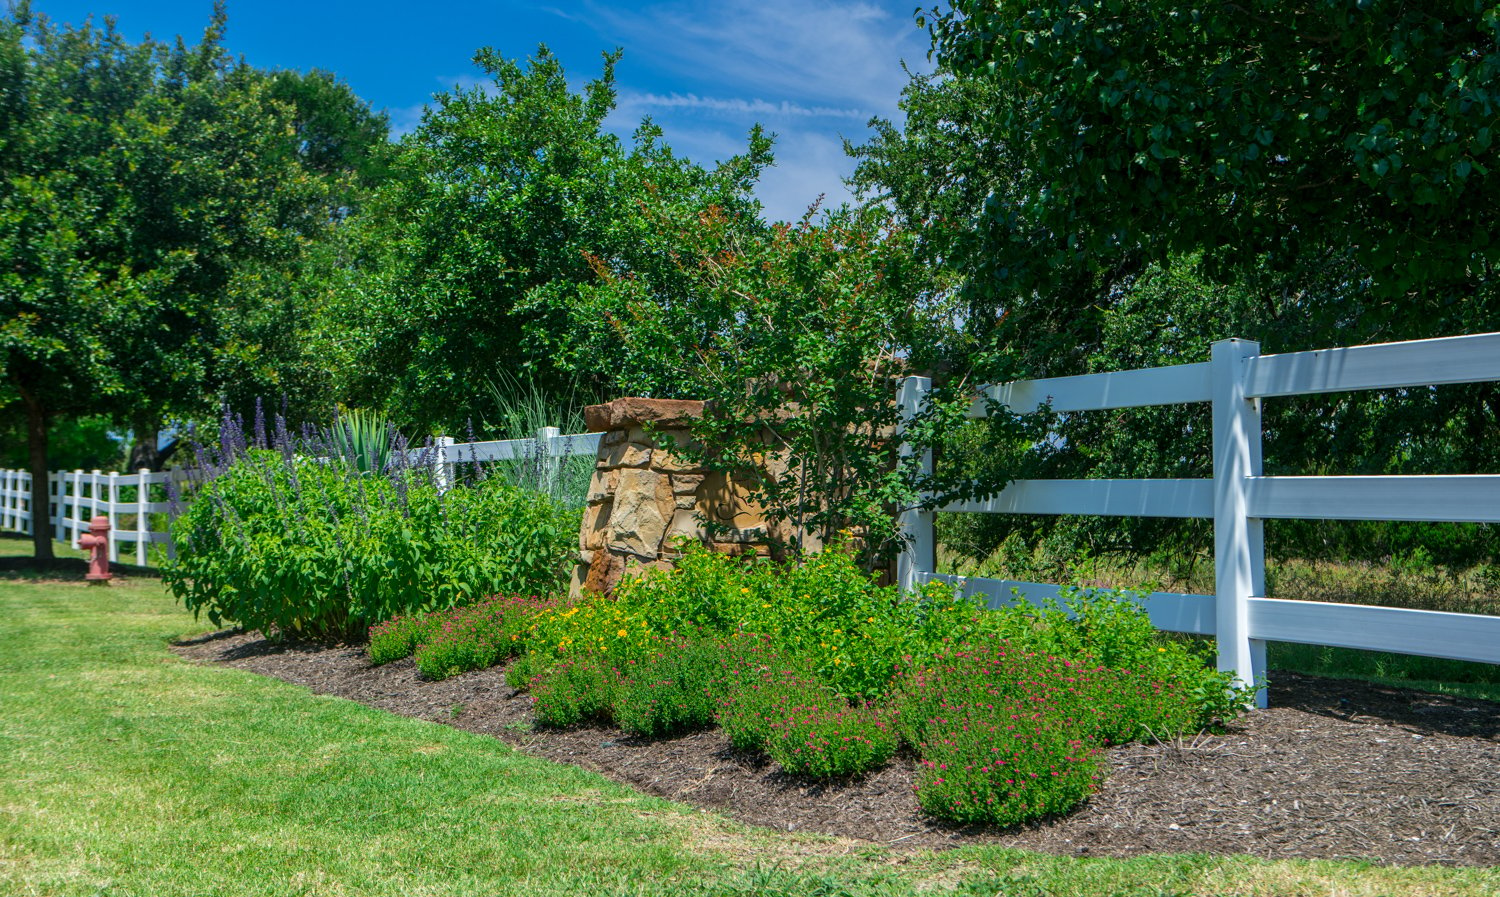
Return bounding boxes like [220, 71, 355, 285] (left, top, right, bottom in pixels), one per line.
[899, 332, 1500, 707]
[0, 428, 600, 564]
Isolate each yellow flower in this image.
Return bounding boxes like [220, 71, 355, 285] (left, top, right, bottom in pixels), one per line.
[617, 629, 628, 638]
[741, 587, 750, 594]
[1158, 647, 1166, 653]
[867, 617, 875, 623]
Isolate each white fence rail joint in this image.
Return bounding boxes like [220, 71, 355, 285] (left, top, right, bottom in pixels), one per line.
[900, 331, 1500, 709]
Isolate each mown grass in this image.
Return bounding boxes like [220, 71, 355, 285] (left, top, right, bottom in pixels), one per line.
[1, 540, 1497, 895]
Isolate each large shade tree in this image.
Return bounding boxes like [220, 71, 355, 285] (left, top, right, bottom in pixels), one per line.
[852, 0, 1500, 565]
[0, 4, 380, 560]
[326, 46, 772, 432]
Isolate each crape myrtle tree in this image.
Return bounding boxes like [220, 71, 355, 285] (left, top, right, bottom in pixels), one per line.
[0, 4, 378, 560]
[572, 197, 1021, 563]
[853, 1, 1500, 567]
[325, 46, 773, 433]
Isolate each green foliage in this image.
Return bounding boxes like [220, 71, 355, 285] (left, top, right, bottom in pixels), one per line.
[612, 542, 995, 699]
[322, 409, 398, 475]
[163, 450, 578, 641]
[367, 613, 443, 666]
[920, 0, 1500, 301]
[613, 639, 726, 738]
[326, 46, 770, 431]
[576, 199, 1004, 560]
[409, 596, 560, 681]
[529, 657, 623, 728]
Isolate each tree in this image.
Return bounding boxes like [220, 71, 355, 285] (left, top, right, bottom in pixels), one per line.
[0, 4, 355, 559]
[574, 198, 1014, 562]
[326, 46, 772, 432]
[853, 1, 1500, 569]
[919, 0, 1500, 305]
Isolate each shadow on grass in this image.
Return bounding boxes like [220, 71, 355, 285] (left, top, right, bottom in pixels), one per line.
[0, 531, 161, 581]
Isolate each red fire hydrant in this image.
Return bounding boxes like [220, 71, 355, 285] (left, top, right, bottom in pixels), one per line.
[77, 515, 112, 583]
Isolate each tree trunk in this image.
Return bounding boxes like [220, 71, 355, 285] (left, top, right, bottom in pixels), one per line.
[127, 416, 178, 471]
[19, 386, 53, 563]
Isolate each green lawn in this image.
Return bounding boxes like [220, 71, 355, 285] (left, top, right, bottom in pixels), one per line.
[1, 546, 1497, 895]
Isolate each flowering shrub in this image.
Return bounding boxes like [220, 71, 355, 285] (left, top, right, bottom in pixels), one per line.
[529, 658, 624, 728]
[613, 639, 725, 738]
[764, 696, 896, 780]
[164, 413, 578, 641]
[984, 587, 1254, 727]
[368, 613, 443, 666]
[613, 542, 992, 699]
[717, 667, 828, 754]
[410, 596, 559, 681]
[912, 702, 1103, 826]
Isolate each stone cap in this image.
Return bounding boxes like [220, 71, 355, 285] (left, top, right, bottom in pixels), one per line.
[584, 397, 705, 432]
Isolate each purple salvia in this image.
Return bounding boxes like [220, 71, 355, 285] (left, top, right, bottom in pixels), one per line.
[253, 397, 267, 449]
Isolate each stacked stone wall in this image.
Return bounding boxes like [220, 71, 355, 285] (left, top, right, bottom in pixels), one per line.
[572, 398, 776, 597]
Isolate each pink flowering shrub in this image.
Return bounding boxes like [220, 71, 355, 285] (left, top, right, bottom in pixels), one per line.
[892, 641, 1205, 825]
[408, 595, 560, 681]
[368, 613, 444, 666]
[912, 702, 1103, 826]
[717, 659, 895, 779]
[764, 695, 896, 779]
[529, 657, 624, 727]
[613, 639, 726, 738]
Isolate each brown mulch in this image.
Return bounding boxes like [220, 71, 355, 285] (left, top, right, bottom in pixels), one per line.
[173, 630, 1500, 866]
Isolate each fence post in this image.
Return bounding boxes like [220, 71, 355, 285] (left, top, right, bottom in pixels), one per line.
[52, 473, 64, 544]
[537, 425, 561, 497]
[1211, 338, 1268, 708]
[136, 469, 151, 566]
[896, 376, 936, 595]
[2, 469, 12, 530]
[71, 470, 84, 546]
[105, 472, 120, 562]
[433, 436, 455, 494]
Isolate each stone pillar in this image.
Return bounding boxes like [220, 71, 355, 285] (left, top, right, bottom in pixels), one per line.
[572, 397, 778, 597]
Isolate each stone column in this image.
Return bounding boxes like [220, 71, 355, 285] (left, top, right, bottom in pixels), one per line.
[572, 397, 777, 597]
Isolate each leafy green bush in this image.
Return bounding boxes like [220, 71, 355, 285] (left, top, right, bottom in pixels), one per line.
[165, 448, 578, 641]
[613, 542, 993, 698]
[764, 696, 896, 780]
[368, 613, 443, 665]
[412, 596, 560, 681]
[529, 658, 623, 728]
[613, 639, 725, 738]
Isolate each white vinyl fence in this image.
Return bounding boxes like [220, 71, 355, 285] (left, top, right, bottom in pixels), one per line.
[0, 428, 604, 565]
[0, 468, 184, 565]
[896, 333, 1500, 707]
[412, 427, 603, 493]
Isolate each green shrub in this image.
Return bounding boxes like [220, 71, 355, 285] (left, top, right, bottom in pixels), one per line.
[164, 448, 578, 641]
[411, 596, 559, 681]
[764, 697, 896, 780]
[613, 639, 725, 738]
[529, 658, 624, 728]
[613, 542, 992, 699]
[912, 703, 1103, 827]
[368, 613, 443, 665]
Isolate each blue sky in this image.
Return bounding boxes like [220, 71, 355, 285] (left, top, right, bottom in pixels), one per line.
[30, 1, 933, 222]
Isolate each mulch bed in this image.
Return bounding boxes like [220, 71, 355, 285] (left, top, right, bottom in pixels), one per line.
[173, 630, 1500, 866]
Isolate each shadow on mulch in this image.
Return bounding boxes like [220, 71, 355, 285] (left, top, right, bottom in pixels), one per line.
[172, 631, 1500, 867]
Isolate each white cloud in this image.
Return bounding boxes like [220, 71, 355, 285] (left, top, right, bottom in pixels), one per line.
[621, 92, 866, 121]
[582, 0, 932, 221]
